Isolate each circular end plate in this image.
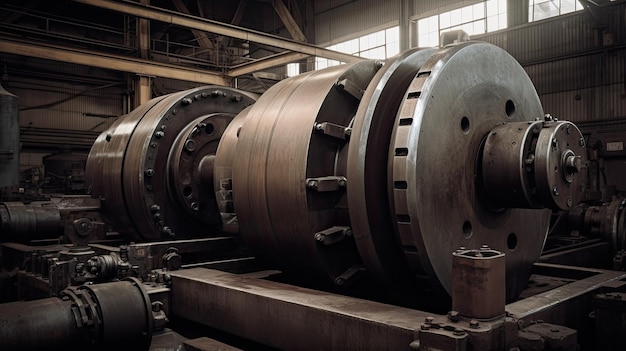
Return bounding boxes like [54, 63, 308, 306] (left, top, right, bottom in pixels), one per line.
[390, 42, 551, 301]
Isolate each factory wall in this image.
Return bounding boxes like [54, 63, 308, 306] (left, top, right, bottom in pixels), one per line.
[315, 0, 626, 123]
[476, 4, 625, 123]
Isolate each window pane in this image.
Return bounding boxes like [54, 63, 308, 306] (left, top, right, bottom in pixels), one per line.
[287, 63, 299, 77]
[361, 47, 385, 59]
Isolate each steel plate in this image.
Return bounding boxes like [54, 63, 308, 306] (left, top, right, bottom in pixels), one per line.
[389, 42, 551, 301]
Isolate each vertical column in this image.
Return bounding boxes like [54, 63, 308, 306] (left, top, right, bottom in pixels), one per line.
[507, 0, 529, 27]
[399, 0, 411, 51]
[134, 0, 151, 108]
[134, 75, 153, 108]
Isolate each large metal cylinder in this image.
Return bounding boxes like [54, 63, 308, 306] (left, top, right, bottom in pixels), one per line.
[85, 86, 256, 241]
[214, 41, 587, 303]
[0, 201, 63, 241]
[0, 82, 19, 189]
[0, 277, 154, 350]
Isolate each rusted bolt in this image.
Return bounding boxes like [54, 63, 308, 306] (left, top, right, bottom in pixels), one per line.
[184, 139, 196, 152]
[469, 320, 480, 329]
[448, 310, 460, 322]
[452, 328, 465, 336]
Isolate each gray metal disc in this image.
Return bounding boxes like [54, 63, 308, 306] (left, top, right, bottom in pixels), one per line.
[389, 41, 551, 301]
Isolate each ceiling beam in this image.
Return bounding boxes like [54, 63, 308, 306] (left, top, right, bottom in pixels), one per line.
[171, 0, 215, 49]
[270, 0, 307, 42]
[72, 0, 365, 65]
[0, 38, 228, 86]
[231, 0, 248, 25]
[227, 52, 309, 77]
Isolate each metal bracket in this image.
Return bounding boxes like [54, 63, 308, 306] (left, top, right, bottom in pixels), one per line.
[314, 226, 352, 246]
[336, 78, 364, 101]
[313, 121, 351, 140]
[305, 176, 347, 192]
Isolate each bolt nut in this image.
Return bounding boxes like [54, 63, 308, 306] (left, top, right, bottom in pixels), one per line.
[469, 320, 480, 329]
[448, 310, 460, 322]
[452, 328, 465, 336]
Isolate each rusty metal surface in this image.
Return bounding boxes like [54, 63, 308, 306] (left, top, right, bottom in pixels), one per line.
[507, 263, 626, 345]
[451, 247, 505, 320]
[389, 41, 552, 301]
[169, 268, 428, 351]
[86, 86, 256, 241]
[213, 106, 252, 235]
[346, 48, 437, 297]
[230, 61, 379, 282]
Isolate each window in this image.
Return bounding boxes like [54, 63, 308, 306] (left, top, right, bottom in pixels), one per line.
[314, 26, 400, 70]
[287, 63, 300, 77]
[417, 0, 507, 48]
[528, 0, 584, 22]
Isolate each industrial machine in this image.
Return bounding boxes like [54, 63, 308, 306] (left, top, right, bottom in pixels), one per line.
[1, 41, 625, 351]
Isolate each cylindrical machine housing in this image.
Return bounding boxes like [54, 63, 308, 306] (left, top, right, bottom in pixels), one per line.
[0, 277, 154, 350]
[0, 82, 19, 189]
[0, 201, 63, 241]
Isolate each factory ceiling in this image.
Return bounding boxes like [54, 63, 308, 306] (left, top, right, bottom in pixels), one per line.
[0, 0, 364, 92]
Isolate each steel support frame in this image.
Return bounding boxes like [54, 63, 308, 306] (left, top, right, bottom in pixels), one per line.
[169, 264, 626, 350]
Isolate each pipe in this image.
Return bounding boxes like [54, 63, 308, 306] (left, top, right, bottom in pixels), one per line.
[0, 277, 155, 350]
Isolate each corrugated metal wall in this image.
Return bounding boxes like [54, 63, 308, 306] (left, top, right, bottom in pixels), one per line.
[476, 5, 625, 122]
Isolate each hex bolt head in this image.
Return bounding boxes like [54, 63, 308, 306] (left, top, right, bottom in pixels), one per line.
[181, 97, 192, 105]
[452, 328, 465, 336]
[469, 320, 480, 329]
[448, 310, 460, 322]
[145, 169, 155, 177]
